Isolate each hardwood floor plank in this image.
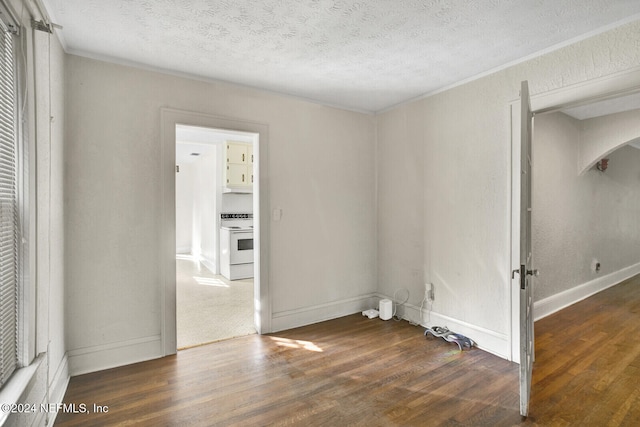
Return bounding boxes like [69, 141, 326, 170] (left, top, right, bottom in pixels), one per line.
[582, 364, 639, 426]
[56, 316, 520, 426]
[527, 274, 640, 425]
[56, 274, 640, 426]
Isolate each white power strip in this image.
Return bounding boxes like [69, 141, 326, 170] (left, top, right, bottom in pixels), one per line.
[362, 309, 379, 319]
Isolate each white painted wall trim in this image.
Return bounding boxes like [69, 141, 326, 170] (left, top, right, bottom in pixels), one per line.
[49, 353, 69, 403]
[531, 66, 640, 113]
[271, 294, 375, 333]
[161, 108, 271, 357]
[45, 353, 70, 426]
[0, 355, 43, 426]
[199, 256, 217, 276]
[534, 262, 640, 321]
[382, 295, 512, 361]
[67, 335, 163, 376]
[0, 353, 69, 426]
[510, 100, 522, 363]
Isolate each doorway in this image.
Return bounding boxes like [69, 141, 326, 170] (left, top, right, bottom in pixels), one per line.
[175, 125, 258, 349]
[510, 69, 640, 361]
[510, 69, 640, 416]
[160, 109, 271, 356]
[531, 97, 640, 318]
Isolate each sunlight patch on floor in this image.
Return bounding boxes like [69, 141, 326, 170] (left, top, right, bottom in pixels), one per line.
[270, 336, 323, 352]
[194, 276, 230, 287]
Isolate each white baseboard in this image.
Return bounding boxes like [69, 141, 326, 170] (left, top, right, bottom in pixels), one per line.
[534, 262, 640, 321]
[68, 335, 163, 376]
[176, 246, 191, 254]
[0, 355, 43, 427]
[199, 256, 217, 275]
[394, 297, 511, 360]
[270, 294, 376, 333]
[40, 354, 70, 426]
[50, 353, 70, 403]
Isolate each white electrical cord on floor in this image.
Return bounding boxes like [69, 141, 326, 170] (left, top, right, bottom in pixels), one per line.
[416, 294, 431, 326]
[388, 286, 434, 327]
[409, 293, 428, 327]
[424, 297, 433, 325]
[392, 288, 410, 321]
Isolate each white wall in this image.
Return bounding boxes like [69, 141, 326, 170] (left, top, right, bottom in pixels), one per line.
[55, 7, 640, 378]
[221, 192, 253, 213]
[64, 54, 377, 374]
[376, 20, 640, 358]
[533, 111, 640, 312]
[175, 162, 194, 253]
[194, 150, 218, 269]
[580, 108, 640, 173]
[376, 103, 425, 312]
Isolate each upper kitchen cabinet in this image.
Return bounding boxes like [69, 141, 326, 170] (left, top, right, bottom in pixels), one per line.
[224, 141, 253, 193]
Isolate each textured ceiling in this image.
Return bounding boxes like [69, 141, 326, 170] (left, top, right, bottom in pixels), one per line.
[43, 0, 640, 112]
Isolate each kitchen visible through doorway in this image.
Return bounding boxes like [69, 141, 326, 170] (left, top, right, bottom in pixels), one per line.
[175, 125, 259, 349]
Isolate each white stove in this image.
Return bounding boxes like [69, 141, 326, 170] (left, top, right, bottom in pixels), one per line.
[220, 213, 253, 280]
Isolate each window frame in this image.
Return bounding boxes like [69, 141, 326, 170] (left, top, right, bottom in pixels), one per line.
[0, 0, 36, 390]
[0, 8, 19, 389]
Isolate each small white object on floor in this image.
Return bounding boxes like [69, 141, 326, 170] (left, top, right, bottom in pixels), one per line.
[362, 309, 379, 319]
[379, 299, 392, 320]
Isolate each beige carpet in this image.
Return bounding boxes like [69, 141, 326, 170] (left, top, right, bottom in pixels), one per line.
[176, 255, 256, 349]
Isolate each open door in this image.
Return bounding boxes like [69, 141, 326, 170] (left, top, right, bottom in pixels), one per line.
[518, 80, 537, 417]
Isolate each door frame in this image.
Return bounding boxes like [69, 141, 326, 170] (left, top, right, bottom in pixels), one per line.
[510, 66, 640, 361]
[160, 108, 271, 356]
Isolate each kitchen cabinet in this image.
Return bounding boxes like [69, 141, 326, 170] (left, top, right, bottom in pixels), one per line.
[224, 141, 253, 192]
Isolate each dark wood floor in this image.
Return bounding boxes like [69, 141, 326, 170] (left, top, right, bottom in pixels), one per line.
[55, 275, 640, 426]
[527, 274, 640, 426]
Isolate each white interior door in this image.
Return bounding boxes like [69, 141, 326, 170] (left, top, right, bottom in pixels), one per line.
[509, 70, 640, 418]
[519, 80, 536, 417]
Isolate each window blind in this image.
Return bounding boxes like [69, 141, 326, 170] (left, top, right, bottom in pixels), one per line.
[0, 17, 18, 387]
